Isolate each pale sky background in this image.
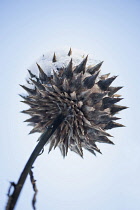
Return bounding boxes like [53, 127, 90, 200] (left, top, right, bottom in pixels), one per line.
[0, 0, 140, 210]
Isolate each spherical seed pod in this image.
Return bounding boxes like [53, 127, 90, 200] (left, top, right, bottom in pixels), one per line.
[20, 48, 127, 158]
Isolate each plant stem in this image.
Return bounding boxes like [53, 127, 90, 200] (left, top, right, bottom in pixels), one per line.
[6, 114, 65, 210]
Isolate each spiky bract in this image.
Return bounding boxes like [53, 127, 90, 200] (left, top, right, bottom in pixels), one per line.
[21, 49, 127, 157]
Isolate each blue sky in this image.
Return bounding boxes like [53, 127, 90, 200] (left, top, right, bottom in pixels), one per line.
[1, 0, 140, 210]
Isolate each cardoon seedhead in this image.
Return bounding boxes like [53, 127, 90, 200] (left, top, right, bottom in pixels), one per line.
[20, 48, 127, 157]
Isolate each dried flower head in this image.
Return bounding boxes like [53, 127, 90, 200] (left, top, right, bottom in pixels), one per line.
[20, 48, 127, 157]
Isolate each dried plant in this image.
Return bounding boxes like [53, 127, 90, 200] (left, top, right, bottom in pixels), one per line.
[21, 48, 127, 157]
[6, 48, 127, 210]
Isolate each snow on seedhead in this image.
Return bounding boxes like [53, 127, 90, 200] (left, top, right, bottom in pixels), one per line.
[27, 47, 100, 78]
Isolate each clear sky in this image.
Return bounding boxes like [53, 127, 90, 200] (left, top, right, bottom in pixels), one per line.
[0, 0, 140, 210]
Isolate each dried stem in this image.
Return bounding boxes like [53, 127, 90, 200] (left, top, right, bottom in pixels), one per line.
[6, 114, 65, 210]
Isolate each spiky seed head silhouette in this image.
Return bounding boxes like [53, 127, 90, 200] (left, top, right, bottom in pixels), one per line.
[20, 48, 127, 157]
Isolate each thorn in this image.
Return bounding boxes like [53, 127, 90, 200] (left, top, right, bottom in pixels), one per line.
[100, 73, 110, 80]
[24, 116, 40, 123]
[19, 85, 36, 95]
[83, 70, 100, 89]
[74, 55, 88, 74]
[36, 63, 48, 81]
[98, 76, 118, 91]
[64, 58, 73, 79]
[19, 94, 26, 99]
[102, 97, 123, 109]
[27, 69, 36, 78]
[105, 121, 125, 130]
[52, 52, 57, 62]
[110, 105, 128, 115]
[108, 86, 123, 96]
[30, 79, 45, 91]
[87, 61, 104, 75]
[68, 48, 72, 56]
[29, 129, 37, 134]
[113, 94, 122, 98]
[111, 117, 121, 121]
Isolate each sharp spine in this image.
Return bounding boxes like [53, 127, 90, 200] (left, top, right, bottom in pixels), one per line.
[98, 76, 118, 90]
[87, 61, 103, 74]
[68, 48, 72, 56]
[52, 52, 57, 62]
[74, 55, 88, 74]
